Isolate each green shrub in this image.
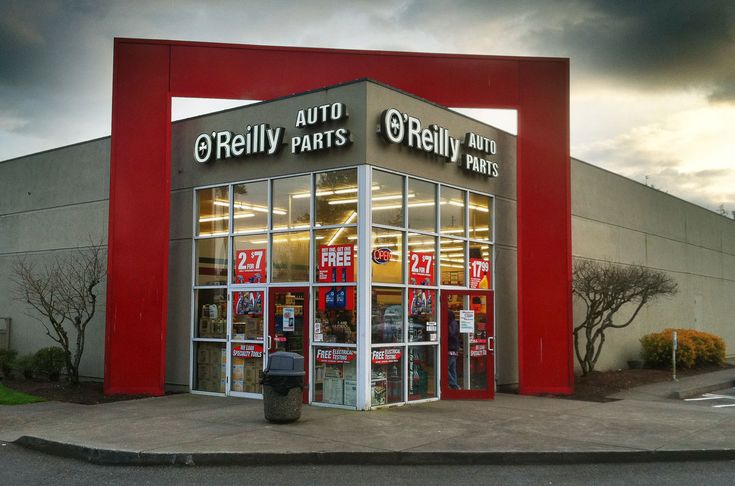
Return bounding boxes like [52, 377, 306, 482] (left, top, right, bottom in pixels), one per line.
[16, 354, 36, 380]
[32, 347, 66, 381]
[641, 328, 726, 369]
[0, 349, 17, 379]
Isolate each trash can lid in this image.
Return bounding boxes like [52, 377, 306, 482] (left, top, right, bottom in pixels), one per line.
[266, 351, 305, 376]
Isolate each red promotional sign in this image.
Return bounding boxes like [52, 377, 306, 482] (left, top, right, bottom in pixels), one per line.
[317, 244, 355, 311]
[318, 244, 355, 283]
[371, 348, 402, 364]
[315, 348, 356, 364]
[235, 249, 267, 283]
[232, 343, 263, 359]
[409, 251, 435, 286]
[469, 258, 491, 289]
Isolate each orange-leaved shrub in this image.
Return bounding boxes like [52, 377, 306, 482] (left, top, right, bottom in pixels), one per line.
[640, 328, 725, 369]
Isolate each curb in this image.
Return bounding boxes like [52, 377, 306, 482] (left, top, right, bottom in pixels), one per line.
[14, 436, 735, 466]
[669, 380, 735, 399]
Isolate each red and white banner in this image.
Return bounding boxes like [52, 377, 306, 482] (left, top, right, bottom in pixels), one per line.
[318, 244, 355, 283]
[232, 343, 263, 359]
[469, 258, 491, 289]
[371, 348, 402, 364]
[409, 251, 435, 286]
[235, 249, 267, 283]
[315, 348, 356, 364]
[317, 244, 355, 311]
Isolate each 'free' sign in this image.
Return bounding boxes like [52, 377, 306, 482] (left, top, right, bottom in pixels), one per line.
[321, 245, 352, 267]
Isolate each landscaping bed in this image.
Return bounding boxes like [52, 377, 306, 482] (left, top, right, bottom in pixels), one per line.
[0, 378, 154, 405]
[560, 364, 733, 402]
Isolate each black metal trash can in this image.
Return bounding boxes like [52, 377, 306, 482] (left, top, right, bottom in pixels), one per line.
[261, 352, 305, 423]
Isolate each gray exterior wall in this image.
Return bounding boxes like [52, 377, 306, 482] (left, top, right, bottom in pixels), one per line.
[571, 159, 735, 372]
[1, 79, 732, 390]
[0, 138, 110, 379]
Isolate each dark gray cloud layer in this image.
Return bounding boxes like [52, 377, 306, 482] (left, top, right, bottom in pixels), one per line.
[524, 0, 735, 101]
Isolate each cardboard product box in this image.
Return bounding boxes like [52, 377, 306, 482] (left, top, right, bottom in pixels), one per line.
[232, 379, 244, 392]
[244, 366, 257, 382]
[199, 317, 211, 337]
[343, 379, 357, 407]
[197, 347, 210, 364]
[342, 364, 357, 381]
[219, 378, 226, 393]
[232, 364, 245, 380]
[324, 377, 344, 405]
[372, 381, 387, 406]
[197, 364, 210, 382]
[314, 364, 325, 384]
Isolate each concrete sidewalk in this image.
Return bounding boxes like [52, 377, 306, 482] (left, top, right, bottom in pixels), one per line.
[2, 370, 734, 465]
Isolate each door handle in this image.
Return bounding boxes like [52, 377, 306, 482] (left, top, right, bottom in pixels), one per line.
[267, 335, 272, 350]
[487, 336, 495, 353]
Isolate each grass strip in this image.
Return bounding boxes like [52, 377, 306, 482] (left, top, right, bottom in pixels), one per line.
[0, 383, 46, 405]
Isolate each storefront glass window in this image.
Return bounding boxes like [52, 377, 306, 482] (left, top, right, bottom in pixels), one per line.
[372, 170, 404, 227]
[315, 169, 358, 227]
[372, 287, 403, 344]
[197, 186, 229, 236]
[313, 351, 357, 406]
[468, 242, 492, 290]
[371, 349, 403, 406]
[371, 228, 403, 284]
[408, 346, 437, 400]
[271, 231, 310, 282]
[232, 234, 268, 284]
[194, 341, 227, 393]
[313, 290, 357, 344]
[195, 237, 228, 286]
[408, 178, 436, 232]
[314, 228, 357, 283]
[439, 237, 466, 286]
[233, 181, 268, 234]
[440, 186, 465, 236]
[469, 192, 492, 239]
[194, 288, 228, 339]
[272, 175, 311, 231]
[408, 289, 436, 343]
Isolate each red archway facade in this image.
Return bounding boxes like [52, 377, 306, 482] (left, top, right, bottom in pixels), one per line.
[104, 38, 573, 396]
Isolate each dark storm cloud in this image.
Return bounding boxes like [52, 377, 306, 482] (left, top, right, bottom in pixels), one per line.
[520, 0, 735, 101]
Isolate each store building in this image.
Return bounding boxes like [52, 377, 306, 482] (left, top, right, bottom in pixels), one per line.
[2, 48, 734, 409]
[177, 80, 510, 408]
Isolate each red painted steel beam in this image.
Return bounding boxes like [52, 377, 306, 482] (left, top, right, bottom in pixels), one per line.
[105, 38, 573, 396]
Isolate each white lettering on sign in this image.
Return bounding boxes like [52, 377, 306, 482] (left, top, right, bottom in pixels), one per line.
[295, 103, 348, 128]
[291, 128, 352, 154]
[379, 108, 461, 163]
[320, 245, 352, 267]
[194, 124, 285, 163]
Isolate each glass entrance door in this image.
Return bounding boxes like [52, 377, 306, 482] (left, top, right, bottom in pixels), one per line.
[268, 287, 310, 402]
[441, 290, 494, 399]
[229, 289, 266, 397]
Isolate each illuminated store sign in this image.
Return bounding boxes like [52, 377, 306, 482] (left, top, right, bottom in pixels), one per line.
[378, 108, 500, 178]
[193, 102, 500, 178]
[193, 102, 352, 163]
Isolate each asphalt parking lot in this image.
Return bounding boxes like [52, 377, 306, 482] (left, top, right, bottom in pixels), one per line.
[684, 387, 735, 408]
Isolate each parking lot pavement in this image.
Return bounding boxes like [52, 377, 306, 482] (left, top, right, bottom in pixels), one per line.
[684, 387, 735, 408]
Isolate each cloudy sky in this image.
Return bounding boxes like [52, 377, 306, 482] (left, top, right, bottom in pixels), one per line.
[1, 0, 734, 214]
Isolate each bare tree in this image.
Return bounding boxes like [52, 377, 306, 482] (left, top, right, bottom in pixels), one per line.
[12, 243, 105, 384]
[572, 259, 677, 375]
